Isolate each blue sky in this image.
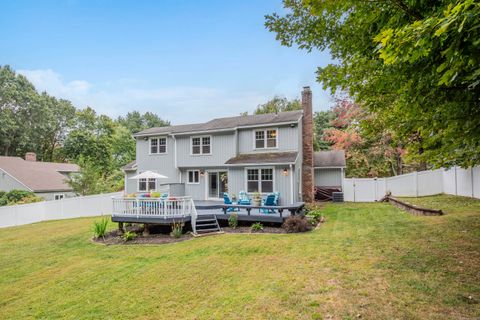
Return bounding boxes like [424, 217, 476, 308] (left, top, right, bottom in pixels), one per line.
[0, 0, 333, 124]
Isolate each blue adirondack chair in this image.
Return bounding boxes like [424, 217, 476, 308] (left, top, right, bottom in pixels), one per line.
[260, 193, 277, 214]
[223, 193, 239, 212]
[238, 191, 251, 205]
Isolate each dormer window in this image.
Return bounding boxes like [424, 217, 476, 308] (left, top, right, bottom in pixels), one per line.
[191, 136, 211, 155]
[255, 129, 277, 149]
[150, 137, 167, 154]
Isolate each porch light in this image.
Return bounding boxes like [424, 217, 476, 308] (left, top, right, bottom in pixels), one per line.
[282, 168, 288, 176]
[200, 170, 205, 177]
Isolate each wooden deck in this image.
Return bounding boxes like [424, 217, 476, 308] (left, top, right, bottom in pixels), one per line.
[111, 198, 304, 225]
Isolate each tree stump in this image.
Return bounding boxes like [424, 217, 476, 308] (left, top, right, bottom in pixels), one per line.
[143, 224, 150, 236]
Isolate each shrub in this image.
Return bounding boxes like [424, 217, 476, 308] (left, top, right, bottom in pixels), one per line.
[15, 195, 44, 205]
[123, 231, 137, 241]
[93, 218, 109, 239]
[228, 212, 238, 229]
[282, 215, 312, 233]
[251, 222, 263, 232]
[306, 210, 323, 225]
[170, 221, 184, 238]
[4, 190, 36, 203]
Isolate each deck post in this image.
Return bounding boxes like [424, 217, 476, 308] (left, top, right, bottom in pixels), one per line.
[118, 222, 124, 234]
[143, 224, 150, 236]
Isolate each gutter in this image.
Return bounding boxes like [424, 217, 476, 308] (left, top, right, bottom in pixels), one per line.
[133, 120, 301, 138]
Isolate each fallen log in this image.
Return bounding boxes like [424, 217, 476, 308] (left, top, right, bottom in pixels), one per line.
[383, 195, 443, 216]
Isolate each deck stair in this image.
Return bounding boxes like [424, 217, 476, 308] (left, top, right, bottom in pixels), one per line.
[193, 214, 222, 236]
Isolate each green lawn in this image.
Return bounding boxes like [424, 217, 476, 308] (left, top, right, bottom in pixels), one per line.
[0, 195, 479, 319]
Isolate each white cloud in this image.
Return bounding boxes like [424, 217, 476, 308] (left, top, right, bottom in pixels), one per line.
[18, 69, 331, 124]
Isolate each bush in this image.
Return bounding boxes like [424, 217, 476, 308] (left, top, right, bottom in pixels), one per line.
[282, 215, 312, 233]
[306, 210, 323, 225]
[123, 231, 137, 241]
[93, 218, 109, 239]
[0, 190, 42, 207]
[170, 221, 184, 238]
[228, 213, 238, 229]
[251, 222, 263, 232]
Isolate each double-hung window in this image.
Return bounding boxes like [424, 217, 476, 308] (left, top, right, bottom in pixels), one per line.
[246, 168, 274, 193]
[138, 178, 156, 191]
[150, 137, 167, 154]
[187, 170, 200, 184]
[191, 136, 211, 155]
[254, 129, 277, 149]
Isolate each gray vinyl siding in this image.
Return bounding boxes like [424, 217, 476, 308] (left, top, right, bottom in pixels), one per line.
[135, 136, 179, 183]
[238, 125, 299, 153]
[0, 169, 28, 192]
[125, 171, 138, 194]
[226, 166, 291, 205]
[314, 168, 342, 187]
[176, 133, 236, 167]
[36, 191, 76, 201]
[180, 169, 206, 200]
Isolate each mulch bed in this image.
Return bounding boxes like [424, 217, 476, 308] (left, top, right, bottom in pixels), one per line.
[93, 219, 324, 245]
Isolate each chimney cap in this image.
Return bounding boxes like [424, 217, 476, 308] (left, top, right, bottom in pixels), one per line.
[303, 86, 311, 91]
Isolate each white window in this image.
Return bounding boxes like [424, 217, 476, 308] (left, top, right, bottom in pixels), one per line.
[54, 194, 65, 200]
[150, 137, 167, 154]
[191, 136, 211, 155]
[246, 168, 274, 193]
[254, 129, 277, 149]
[187, 170, 200, 184]
[138, 178, 156, 191]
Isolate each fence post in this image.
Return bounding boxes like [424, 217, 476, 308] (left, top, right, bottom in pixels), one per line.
[454, 166, 458, 195]
[374, 178, 378, 201]
[414, 171, 419, 197]
[353, 178, 356, 202]
[471, 167, 474, 198]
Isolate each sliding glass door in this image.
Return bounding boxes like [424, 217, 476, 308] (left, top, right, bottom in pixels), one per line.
[208, 171, 228, 199]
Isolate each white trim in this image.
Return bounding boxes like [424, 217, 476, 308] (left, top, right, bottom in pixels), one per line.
[244, 167, 275, 194]
[226, 162, 295, 167]
[149, 136, 168, 155]
[0, 168, 34, 191]
[314, 166, 346, 169]
[186, 170, 200, 184]
[133, 120, 301, 138]
[137, 178, 157, 192]
[253, 128, 279, 151]
[190, 135, 212, 156]
[289, 164, 294, 203]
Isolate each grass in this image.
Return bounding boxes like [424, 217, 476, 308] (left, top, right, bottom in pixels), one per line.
[0, 194, 479, 319]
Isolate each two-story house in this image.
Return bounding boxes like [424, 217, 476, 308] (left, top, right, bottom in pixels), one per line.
[123, 87, 345, 204]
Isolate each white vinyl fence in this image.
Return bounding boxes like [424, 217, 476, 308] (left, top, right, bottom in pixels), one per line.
[343, 166, 480, 202]
[0, 192, 122, 228]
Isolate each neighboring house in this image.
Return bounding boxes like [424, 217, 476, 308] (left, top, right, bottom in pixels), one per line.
[124, 87, 345, 204]
[0, 153, 79, 201]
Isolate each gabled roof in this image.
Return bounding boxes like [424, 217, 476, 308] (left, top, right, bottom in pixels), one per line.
[134, 110, 303, 137]
[0, 156, 79, 192]
[122, 160, 137, 171]
[225, 152, 298, 165]
[313, 150, 346, 168]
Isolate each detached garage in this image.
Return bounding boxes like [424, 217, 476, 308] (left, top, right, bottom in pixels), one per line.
[313, 150, 346, 201]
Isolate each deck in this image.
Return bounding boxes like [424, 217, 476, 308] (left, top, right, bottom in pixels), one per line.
[111, 198, 304, 225]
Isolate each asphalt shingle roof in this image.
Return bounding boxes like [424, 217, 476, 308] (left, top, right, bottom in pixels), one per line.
[134, 110, 303, 136]
[225, 152, 298, 165]
[313, 150, 346, 168]
[0, 156, 79, 192]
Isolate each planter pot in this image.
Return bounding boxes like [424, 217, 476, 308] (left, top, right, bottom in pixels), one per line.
[253, 199, 261, 207]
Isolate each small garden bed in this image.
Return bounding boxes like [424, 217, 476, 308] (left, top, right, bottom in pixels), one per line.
[93, 212, 325, 245]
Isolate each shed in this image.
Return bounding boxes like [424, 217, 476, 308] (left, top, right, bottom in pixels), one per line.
[313, 150, 346, 189]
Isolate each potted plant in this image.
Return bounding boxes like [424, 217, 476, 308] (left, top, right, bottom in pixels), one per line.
[252, 192, 262, 206]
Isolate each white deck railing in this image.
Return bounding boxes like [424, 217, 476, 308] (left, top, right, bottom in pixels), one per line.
[112, 196, 197, 220]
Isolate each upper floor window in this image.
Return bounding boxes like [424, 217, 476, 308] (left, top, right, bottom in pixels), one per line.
[150, 137, 167, 154]
[255, 129, 277, 149]
[192, 136, 211, 155]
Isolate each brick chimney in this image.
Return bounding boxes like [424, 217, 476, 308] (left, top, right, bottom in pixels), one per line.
[301, 86, 314, 203]
[25, 152, 37, 162]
